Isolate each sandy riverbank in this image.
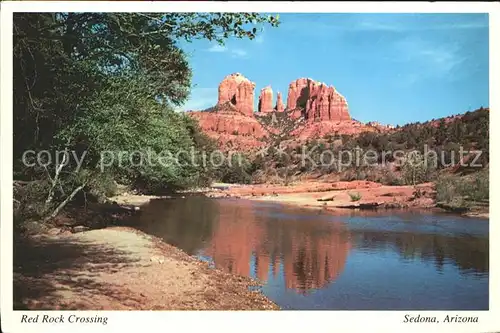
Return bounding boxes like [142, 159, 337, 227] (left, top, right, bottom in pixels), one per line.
[108, 180, 488, 218]
[108, 193, 170, 207]
[204, 180, 489, 218]
[13, 227, 279, 310]
[206, 180, 434, 209]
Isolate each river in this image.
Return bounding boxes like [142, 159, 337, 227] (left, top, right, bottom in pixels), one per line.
[131, 196, 489, 310]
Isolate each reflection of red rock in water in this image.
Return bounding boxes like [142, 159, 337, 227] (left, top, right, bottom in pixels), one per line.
[271, 255, 279, 278]
[283, 230, 350, 293]
[255, 248, 270, 281]
[202, 201, 350, 293]
[203, 201, 261, 277]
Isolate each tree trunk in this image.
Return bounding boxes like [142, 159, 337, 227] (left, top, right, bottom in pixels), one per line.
[45, 150, 68, 206]
[45, 183, 86, 222]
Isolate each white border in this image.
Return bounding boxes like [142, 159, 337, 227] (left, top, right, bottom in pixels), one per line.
[0, 1, 497, 13]
[1, 2, 498, 333]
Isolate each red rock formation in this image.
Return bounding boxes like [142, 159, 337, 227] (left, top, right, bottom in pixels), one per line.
[188, 102, 268, 151]
[218, 73, 256, 117]
[275, 92, 285, 112]
[187, 73, 364, 149]
[287, 78, 310, 110]
[258, 86, 274, 113]
[290, 120, 378, 140]
[286, 78, 350, 122]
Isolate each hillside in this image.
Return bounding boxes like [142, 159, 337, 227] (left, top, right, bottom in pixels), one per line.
[186, 73, 488, 214]
[186, 72, 488, 184]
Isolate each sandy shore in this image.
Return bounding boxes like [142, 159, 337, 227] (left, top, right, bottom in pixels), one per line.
[107, 180, 488, 218]
[108, 194, 168, 207]
[206, 181, 434, 210]
[205, 180, 489, 218]
[13, 227, 279, 310]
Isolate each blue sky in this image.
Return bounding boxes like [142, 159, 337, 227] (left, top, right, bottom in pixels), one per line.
[178, 13, 489, 126]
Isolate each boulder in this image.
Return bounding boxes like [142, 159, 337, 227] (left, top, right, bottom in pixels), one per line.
[47, 227, 62, 236]
[72, 225, 90, 233]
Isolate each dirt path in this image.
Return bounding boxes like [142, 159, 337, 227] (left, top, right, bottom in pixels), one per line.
[14, 227, 278, 310]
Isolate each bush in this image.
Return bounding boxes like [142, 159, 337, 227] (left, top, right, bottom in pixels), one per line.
[349, 192, 362, 201]
[435, 168, 489, 205]
[401, 151, 437, 185]
[86, 172, 118, 199]
[435, 175, 464, 203]
[215, 153, 253, 184]
[380, 168, 404, 186]
[13, 180, 53, 220]
[469, 169, 489, 201]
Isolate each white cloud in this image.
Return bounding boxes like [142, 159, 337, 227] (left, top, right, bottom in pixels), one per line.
[392, 37, 468, 83]
[281, 14, 488, 34]
[207, 44, 227, 53]
[206, 44, 249, 58]
[355, 16, 488, 32]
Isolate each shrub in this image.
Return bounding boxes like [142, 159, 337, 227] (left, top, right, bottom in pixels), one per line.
[435, 174, 464, 203]
[349, 192, 362, 201]
[13, 180, 53, 220]
[435, 168, 489, 205]
[401, 151, 437, 185]
[469, 169, 489, 201]
[215, 153, 253, 184]
[380, 168, 403, 186]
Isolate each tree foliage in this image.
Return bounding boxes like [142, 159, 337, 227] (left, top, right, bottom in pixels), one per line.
[13, 12, 279, 218]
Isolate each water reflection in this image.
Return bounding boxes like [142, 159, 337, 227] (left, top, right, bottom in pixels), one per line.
[203, 199, 351, 294]
[355, 231, 488, 275]
[133, 196, 488, 298]
[135, 197, 351, 294]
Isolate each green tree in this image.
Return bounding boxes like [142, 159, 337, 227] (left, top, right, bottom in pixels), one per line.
[13, 12, 280, 219]
[401, 151, 437, 185]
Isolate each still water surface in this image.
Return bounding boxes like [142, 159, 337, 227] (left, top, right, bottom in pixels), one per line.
[132, 196, 489, 310]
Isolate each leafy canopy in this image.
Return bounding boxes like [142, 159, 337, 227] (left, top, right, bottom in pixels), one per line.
[13, 12, 280, 200]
